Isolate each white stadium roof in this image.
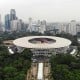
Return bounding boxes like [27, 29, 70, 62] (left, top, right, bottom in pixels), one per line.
[13, 36, 71, 49]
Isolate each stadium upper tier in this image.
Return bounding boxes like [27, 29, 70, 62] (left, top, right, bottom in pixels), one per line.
[13, 36, 71, 49]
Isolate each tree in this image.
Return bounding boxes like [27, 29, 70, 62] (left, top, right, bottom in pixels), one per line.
[50, 54, 76, 65]
[13, 73, 26, 80]
[50, 54, 80, 80]
[21, 49, 32, 60]
[3, 66, 17, 78]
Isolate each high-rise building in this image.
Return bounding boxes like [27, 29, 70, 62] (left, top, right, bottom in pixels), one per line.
[10, 9, 17, 21]
[10, 20, 18, 31]
[0, 14, 2, 32]
[0, 14, 1, 28]
[68, 20, 77, 35]
[66, 23, 69, 33]
[39, 20, 46, 34]
[0, 14, 1, 24]
[21, 22, 27, 32]
[76, 24, 80, 34]
[17, 19, 22, 31]
[37, 20, 41, 26]
[5, 14, 10, 31]
[10, 19, 22, 32]
[59, 23, 68, 33]
[27, 18, 33, 32]
[5, 9, 18, 31]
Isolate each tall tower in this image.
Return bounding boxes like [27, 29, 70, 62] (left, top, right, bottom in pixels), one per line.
[39, 20, 46, 34]
[0, 14, 1, 28]
[10, 9, 17, 21]
[5, 14, 10, 31]
[0, 14, 1, 24]
[69, 20, 77, 35]
[0, 15, 2, 31]
[27, 18, 33, 32]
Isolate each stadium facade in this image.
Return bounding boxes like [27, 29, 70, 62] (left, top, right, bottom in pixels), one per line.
[13, 36, 71, 61]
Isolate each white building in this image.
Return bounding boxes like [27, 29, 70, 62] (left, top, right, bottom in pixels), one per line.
[59, 23, 68, 33]
[27, 18, 33, 32]
[39, 20, 46, 34]
[30, 24, 39, 32]
[27, 19, 46, 34]
[0, 14, 4, 32]
[68, 20, 77, 35]
[10, 20, 22, 31]
[0, 14, 1, 24]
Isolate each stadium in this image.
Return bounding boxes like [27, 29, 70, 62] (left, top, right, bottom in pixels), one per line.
[13, 36, 71, 60]
[13, 36, 71, 80]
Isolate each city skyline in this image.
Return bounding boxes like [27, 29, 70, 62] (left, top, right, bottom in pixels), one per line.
[0, 0, 80, 22]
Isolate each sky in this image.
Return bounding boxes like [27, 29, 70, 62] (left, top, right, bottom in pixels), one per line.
[0, 0, 80, 22]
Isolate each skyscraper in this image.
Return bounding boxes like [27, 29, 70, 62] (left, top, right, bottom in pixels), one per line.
[0, 14, 2, 32]
[0, 14, 1, 28]
[39, 20, 46, 34]
[10, 19, 23, 32]
[0, 14, 1, 24]
[68, 20, 77, 35]
[10, 20, 18, 31]
[76, 24, 80, 34]
[10, 9, 17, 21]
[5, 14, 10, 31]
[27, 18, 33, 32]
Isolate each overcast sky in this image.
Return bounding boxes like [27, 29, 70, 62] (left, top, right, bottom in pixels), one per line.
[0, 0, 80, 22]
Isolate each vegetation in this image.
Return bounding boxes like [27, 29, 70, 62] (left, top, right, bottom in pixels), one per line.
[0, 45, 32, 80]
[0, 31, 43, 41]
[0, 31, 80, 80]
[56, 33, 78, 46]
[50, 54, 80, 80]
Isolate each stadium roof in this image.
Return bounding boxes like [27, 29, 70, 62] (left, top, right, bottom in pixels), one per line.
[13, 36, 71, 49]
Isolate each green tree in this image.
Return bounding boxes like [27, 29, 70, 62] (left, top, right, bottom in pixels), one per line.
[3, 66, 17, 78]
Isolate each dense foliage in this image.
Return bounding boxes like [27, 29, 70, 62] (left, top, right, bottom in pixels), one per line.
[0, 46, 32, 80]
[56, 33, 79, 46]
[50, 54, 80, 80]
[0, 31, 80, 80]
[0, 31, 43, 41]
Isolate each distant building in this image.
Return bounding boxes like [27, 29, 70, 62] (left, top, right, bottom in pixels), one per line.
[39, 20, 46, 34]
[27, 18, 33, 32]
[46, 23, 59, 34]
[76, 24, 80, 34]
[10, 20, 18, 31]
[5, 14, 10, 31]
[0, 14, 3, 32]
[59, 23, 68, 33]
[10, 9, 17, 21]
[0, 14, 1, 24]
[17, 19, 22, 31]
[37, 20, 41, 26]
[11, 19, 23, 32]
[27, 19, 47, 34]
[5, 9, 18, 32]
[68, 20, 77, 35]
[22, 23, 28, 32]
[31, 24, 39, 32]
[0, 14, 2, 30]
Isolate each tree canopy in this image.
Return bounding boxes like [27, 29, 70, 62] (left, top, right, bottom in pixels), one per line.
[50, 54, 80, 80]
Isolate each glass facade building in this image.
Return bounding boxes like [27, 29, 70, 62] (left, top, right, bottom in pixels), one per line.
[5, 14, 10, 31]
